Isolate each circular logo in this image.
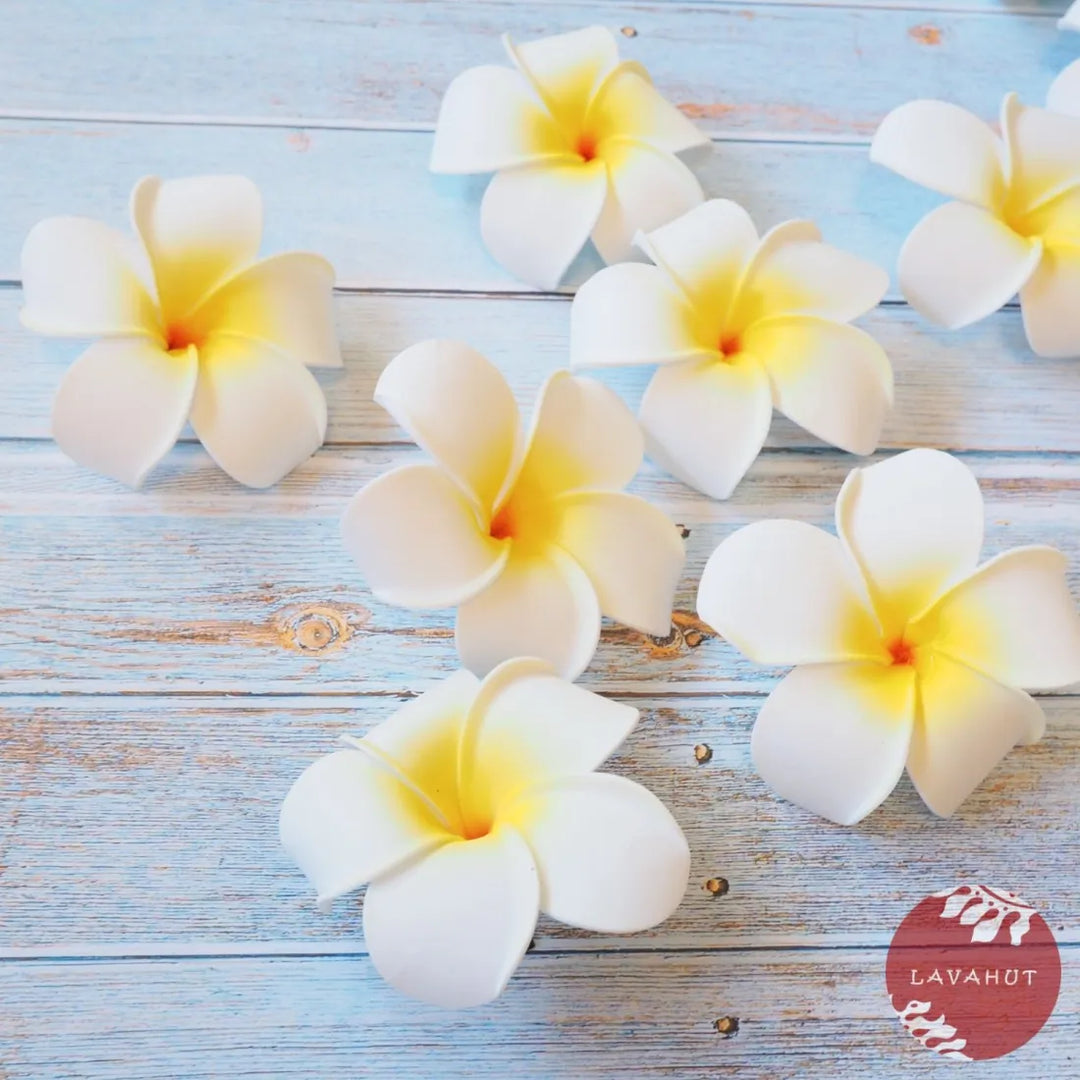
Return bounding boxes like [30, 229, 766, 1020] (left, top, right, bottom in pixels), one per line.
[886, 884, 1061, 1061]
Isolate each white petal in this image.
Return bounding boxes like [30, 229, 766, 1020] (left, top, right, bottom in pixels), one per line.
[1048, 59, 1080, 117]
[554, 491, 685, 635]
[638, 355, 772, 500]
[279, 748, 450, 909]
[512, 773, 689, 933]
[869, 100, 1005, 207]
[480, 159, 608, 289]
[1020, 244, 1080, 358]
[341, 464, 509, 609]
[1001, 95, 1080, 210]
[188, 336, 326, 488]
[836, 449, 985, 631]
[569, 263, 711, 368]
[51, 338, 197, 488]
[697, 519, 883, 666]
[897, 201, 1042, 330]
[455, 547, 601, 680]
[374, 339, 519, 512]
[130, 175, 262, 325]
[363, 827, 539, 1008]
[908, 654, 1046, 817]
[752, 661, 916, 825]
[1063, 1, 1080, 31]
[460, 657, 638, 815]
[430, 65, 566, 174]
[591, 141, 704, 265]
[515, 371, 643, 496]
[747, 316, 893, 456]
[637, 198, 758, 317]
[20, 216, 160, 337]
[190, 253, 341, 368]
[918, 547, 1080, 691]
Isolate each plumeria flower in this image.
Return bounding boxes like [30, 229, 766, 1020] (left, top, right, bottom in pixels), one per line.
[430, 25, 710, 290]
[871, 95, 1080, 357]
[21, 175, 340, 488]
[342, 340, 685, 679]
[697, 448, 1080, 824]
[280, 658, 690, 1008]
[570, 199, 892, 500]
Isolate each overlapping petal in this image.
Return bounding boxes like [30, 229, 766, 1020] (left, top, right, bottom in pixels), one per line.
[1001, 96, 1080, 212]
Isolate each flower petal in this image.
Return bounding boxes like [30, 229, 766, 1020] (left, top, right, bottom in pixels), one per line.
[460, 657, 638, 821]
[752, 661, 916, 825]
[554, 491, 685, 635]
[1019, 243, 1080, 358]
[515, 371, 643, 497]
[188, 253, 341, 368]
[511, 773, 689, 933]
[52, 338, 197, 488]
[915, 547, 1080, 692]
[1048, 58, 1080, 117]
[130, 175, 262, 325]
[697, 519, 883, 666]
[374, 339, 519, 512]
[455, 547, 601, 680]
[869, 100, 1005, 207]
[480, 158, 608, 289]
[908, 654, 1046, 817]
[20, 217, 160, 337]
[430, 65, 567, 174]
[341, 464, 509, 609]
[188, 335, 326, 488]
[279, 747, 450, 910]
[362, 827, 539, 1008]
[897, 201, 1042, 330]
[569, 263, 711, 368]
[638, 354, 772, 500]
[836, 449, 985, 632]
[1001, 95, 1080, 211]
[591, 140, 704, 265]
[505, 26, 618, 129]
[587, 65, 709, 155]
[746, 316, 893, 456]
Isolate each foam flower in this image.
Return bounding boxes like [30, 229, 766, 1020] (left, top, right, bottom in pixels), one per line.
[342, 340, 685, 679]
[871, 95, 1080, 357]
[430, 25, 710, 289]
[280, 659, 690, 1008]
[20, 175, 340, 487]
[570, 199, 892, 500]
[697, 448, 1080, 824]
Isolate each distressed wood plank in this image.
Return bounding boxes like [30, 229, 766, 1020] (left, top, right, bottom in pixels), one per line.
[0, 2, 1069, 137]
[1, 693, 1077, 950]
[1, 950, 1075, 1078]
[3, 291, 1077, 452]
[0, 446, 1078, 694]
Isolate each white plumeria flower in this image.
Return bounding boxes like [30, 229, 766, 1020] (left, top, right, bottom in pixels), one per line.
[697, 448, 1080, 825]
[280, 659, 690, 1008]
[570, 199, 893, 500]
[342, 340, 686, 679]
[21, 175, 340, 488]
[430, 25, 710, 290]
[871, 95, 1080, 357]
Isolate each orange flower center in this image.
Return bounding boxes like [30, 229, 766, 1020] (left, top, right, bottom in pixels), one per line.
[576, 131, 599, 162]
[887, 637, 917, 667]
[165, 320, 205, 352]
[719, 332, 742, 360]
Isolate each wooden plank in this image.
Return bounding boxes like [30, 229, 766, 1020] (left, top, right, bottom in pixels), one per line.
[0, 2, 1070, 137]
[1, 950, 1076, 1078]
[3, 291, 1078, 452]
[1, 692, 1077, 951]
[0, 446, 1078, 695]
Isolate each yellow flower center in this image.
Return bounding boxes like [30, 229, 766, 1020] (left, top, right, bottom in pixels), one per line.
[718, 331, 743, 361]
[165, 319, 206, 353]
[886, 636, 917, 667]
[575, 130, 599, 162]
[488, 479, 560, 551]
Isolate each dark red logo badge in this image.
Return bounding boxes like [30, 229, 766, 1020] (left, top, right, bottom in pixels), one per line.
[886, 884, 1061, 1060]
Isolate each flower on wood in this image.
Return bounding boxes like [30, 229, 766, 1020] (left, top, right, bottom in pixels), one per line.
[569, 199, 892, 500]
[697, 448, 1080, 824]
[430, 25, 710, 289]
[21, 175, 340, 488]
[341, 340, 686, 680]
[871, 95, 1080, 357]
[280, 659, 690, 1008]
